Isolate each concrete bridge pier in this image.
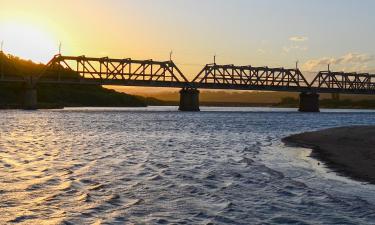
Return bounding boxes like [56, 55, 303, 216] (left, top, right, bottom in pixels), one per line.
[24, 87, 37, 110]
[23, 77, 38, 110]
[179, 88, 200, 111]
[299, 92, 320, 112]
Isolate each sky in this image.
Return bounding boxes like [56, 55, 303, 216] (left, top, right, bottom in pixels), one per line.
[1, 0, 375, 81]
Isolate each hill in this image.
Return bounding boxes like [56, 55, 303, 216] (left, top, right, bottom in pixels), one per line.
[0, 53, 152, 108]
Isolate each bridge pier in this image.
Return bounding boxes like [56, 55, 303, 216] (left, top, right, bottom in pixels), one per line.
[23, 86, 37, 110]
[299, 92, 320, 112]
[179, 88, 200, 111]
[22, 76, 38, 110]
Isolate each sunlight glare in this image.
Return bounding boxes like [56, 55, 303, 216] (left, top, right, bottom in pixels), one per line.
[0, 22, 57, 63]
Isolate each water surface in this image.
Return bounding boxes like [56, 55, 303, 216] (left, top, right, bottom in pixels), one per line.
[1, 106, 375, 224]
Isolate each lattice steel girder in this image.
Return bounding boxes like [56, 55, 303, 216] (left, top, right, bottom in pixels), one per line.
[39, 54, 190, 84]
[310, 71, 375, 91]
[191, 64, 310, 87]
[4, 53, 375, 95]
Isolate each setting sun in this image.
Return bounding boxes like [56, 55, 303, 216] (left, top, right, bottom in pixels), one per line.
[0, 21, 57, 63]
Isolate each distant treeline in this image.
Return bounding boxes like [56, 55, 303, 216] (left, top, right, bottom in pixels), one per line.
[147, 90, 375, 104]
[279, 97, 375, 109]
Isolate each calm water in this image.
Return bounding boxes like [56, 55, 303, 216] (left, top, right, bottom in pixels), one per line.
[1, 106, 375, 224]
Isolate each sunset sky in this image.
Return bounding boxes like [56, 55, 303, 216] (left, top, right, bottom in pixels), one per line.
[1, 0, 375, 81]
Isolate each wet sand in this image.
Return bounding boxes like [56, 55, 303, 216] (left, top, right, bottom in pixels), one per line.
[283, 126, 375, 184]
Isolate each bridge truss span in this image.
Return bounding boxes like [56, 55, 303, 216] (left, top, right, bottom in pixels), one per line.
[40, 55, 190, 87]
[3, 52, 375, 111]
[191, 64, 311, 92]
[310, 71, 375, 94]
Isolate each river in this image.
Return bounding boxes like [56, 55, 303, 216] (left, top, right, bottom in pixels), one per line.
[1, 107, 375, 224]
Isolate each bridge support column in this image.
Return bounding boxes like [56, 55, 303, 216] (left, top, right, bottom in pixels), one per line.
[179, 88, 200, 111]
[299, 92, 319, 112]
[23, 87, 38, 110]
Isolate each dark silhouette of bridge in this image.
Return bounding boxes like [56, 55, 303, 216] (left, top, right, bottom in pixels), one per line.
[1, 54, 375, 111]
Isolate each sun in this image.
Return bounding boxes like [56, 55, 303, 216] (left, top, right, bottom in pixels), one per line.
[0, 22, 58, 63]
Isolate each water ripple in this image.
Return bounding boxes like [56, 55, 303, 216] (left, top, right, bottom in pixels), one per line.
[0, 108, 375, 224]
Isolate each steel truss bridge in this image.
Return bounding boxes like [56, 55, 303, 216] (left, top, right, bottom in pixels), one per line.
[1, 53, 375, 111]
[1, 54, 375, 94]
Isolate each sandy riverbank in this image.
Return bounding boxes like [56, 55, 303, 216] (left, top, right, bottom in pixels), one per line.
[283, 126, 375, 184]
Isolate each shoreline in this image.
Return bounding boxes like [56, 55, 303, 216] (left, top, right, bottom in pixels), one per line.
[0, 104, 147, 110]
[4, 101, 375, 110]
[283, 126, 375, 184]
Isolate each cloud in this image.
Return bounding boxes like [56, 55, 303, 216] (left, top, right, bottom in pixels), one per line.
[335, 53, 374, 64]
[289, 36, 309, 42]
[282, 36, 309, 54]
[282, 45, 309, 53]
[302, 53, 375, 72]
[257, 48, 266, 54]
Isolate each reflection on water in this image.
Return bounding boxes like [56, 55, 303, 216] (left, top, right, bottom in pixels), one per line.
[1, 107, 375, 224]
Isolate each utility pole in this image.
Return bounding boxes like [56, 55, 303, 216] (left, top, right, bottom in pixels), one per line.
[1, 41, 4, 79]
[328, 64, 330, 72]
[58, 42, 62, 55]
[169, 50, 173, 61]
[214, 54, 216, 64]
[295, 60, 299, 70]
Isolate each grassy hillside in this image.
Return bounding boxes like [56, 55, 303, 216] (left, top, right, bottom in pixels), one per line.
[0, 53, 151, 108]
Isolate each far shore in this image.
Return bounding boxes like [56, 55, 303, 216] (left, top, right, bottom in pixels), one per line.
[283, 126, 375, 184]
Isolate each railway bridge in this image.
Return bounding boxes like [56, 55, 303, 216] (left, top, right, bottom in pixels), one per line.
[1, 53, 375, 111]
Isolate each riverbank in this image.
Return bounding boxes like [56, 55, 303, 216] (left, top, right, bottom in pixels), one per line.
[283, 126, 375, 184]
[0, 83, 152, 108]
[0, 103, 64, 109]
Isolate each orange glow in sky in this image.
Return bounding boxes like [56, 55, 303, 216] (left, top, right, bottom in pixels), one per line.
[0, 21, 57, 63]
[1, 0, 375, 79]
